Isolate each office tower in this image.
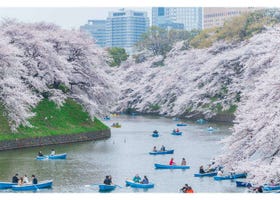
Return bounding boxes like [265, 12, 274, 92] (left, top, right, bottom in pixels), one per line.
[152, 7, 203, 31]
[106, 9, 149, 54]
[80, 20, 107, 47]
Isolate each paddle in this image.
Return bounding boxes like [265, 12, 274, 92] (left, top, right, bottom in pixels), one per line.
[84, 184, 99, 187]
[114, 184, 122, 188]
[33, 184, 40, 191]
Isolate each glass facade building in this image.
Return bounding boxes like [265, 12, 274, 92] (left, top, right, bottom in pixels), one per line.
[80, 20, 107, 47]
[106, 9, 149, 54]
[152, 7, 203, 31]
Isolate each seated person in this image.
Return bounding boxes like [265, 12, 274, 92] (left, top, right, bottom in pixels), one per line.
[133, 174, 141, 183]
[153, 146, 157, 152]
[169, 158, 176, 165]
[141, 176, 149, 184]
[31, 175, 38, 184]
[160, 145, 166, 151]
[199, 166, 205, 174]
[103, 175, 112, 185]
[38, 151, 44, 156]
[181, 158, 186, 166]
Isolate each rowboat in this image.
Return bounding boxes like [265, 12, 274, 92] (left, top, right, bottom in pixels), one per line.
[98, 184, 116, 192]
[176, 123, 187, 126]
[171, 131, 182, 135]
[149, 150, 174, 155]
[0, 182, 17, 189]
[152, 133, 159, 137]
[125, 180, 154, 188]
[214, 173, 247, 181]
[194, 172, 217, 177]
[154, 163, 190, 169]
[236, 181, 252, 187]
[111, 124, 121, 128]
[263, 184, 280, 191]
[196, 119, 206, 124]
[207, 127, 214, 131]
[36, 153, 67, 160]
[11, 180, 53, 191]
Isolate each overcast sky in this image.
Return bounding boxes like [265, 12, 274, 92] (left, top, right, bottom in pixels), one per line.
[0, 7, 151, 29]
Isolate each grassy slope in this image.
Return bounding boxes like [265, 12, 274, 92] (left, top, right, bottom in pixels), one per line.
[0, 98, 109, 141]
[0, 103, 12, 135]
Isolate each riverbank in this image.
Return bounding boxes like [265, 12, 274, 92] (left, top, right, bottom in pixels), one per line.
[0, 98, 111, 150]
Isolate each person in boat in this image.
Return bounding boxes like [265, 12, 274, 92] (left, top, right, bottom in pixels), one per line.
[38, 151, 44, 157]
[217, 169, 223, 177]
[23, 174, 29, 183]
[206, 164, 215, 172]
[12, 173, 19, 183]
[18, 177, 24, 185]
[269, 180, 276, 186]
[31, 175, 38, 184]
[180, 184, 189, 193]
[153, 130, 158, 134]
[103, 175, 112, 185]
[141, 176, 149, 184]
[172, 129, 176, 133]
[50, 149, 55, 156]
[133, 174, 141, 183]
[153, 146, 157, 152]
[169, 158, 176, 165]
[199, 166, 206, 174]
[176, 128, 180, 132]
[160, 145, 166, 152]
[181, 158, 187, 166]
[186, 186, 194, 193]
[112, 123, 116, 127]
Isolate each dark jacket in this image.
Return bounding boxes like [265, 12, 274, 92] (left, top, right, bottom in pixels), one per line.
[104, 178, 112, 185]
[32, 178, 38, 184]
[12, 176, 19, 183]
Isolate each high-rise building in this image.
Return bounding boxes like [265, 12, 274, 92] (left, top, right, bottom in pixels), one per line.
[80, 20, 107, 47]
[203, 7, 262, 29]
[152, 7, 203, 31]
[106, 9, 149, 54]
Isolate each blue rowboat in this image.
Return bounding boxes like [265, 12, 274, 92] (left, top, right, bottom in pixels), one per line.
[98, 184, 116, 192]
[196, 119, 206, 124]
[214, 173, 247, 181]
[125, 180, 154, 189]
[149, 150, 174, 155]
[0, 182, 17, 189]
[263, 184, 280, 191]
[36, 153, 67, 160]
[171, 131, 182, 135]
[11, 180, 53, 191]
[176, 123, 187, 126]
[207, 127, 214, 131]
[194, 172, 217, 177]
[154, 163, 190, 169]
[236, 181, 252, 187]
[152, 133, 159, 137]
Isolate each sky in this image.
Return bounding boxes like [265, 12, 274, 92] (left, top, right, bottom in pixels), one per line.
[0, 0, 280, 30]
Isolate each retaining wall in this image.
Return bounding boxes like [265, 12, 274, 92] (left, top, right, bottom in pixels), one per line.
[0, 129, 111, 151]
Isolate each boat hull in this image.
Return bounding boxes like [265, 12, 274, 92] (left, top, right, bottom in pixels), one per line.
[125, 180, 154, 188]
[0, 182, 17, 189]
[214, 173, 247, 181]
[152, 133, 159, 137]
[194, 172, 217, 177]
[176, 124, 187, 126]
[36, 153, 67, 160]
[236, 181, 252, 187]
[171, 132, 182, 136]
[154, 163, 190, 169]
[149, 150, 174, 155]
[11, 180, 53, 191]
[98, 184, 116, 191]
[263, 185, 280, 191]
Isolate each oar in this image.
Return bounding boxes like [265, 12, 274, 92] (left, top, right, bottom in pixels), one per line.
[84, 184, 99, 187]
[114, 184, 122, 188]
[33, 184, 40, 191]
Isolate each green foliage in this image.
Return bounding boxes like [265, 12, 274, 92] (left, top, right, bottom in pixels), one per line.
[125, 107, 137, 114]
[151, 59, 165, 67]
[107, 47, 128, 67]
[0, 102, 12, 134]
[0, 99, 109, 141]
[190, 9, 280, 49]
[149, 104, 161, 111]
